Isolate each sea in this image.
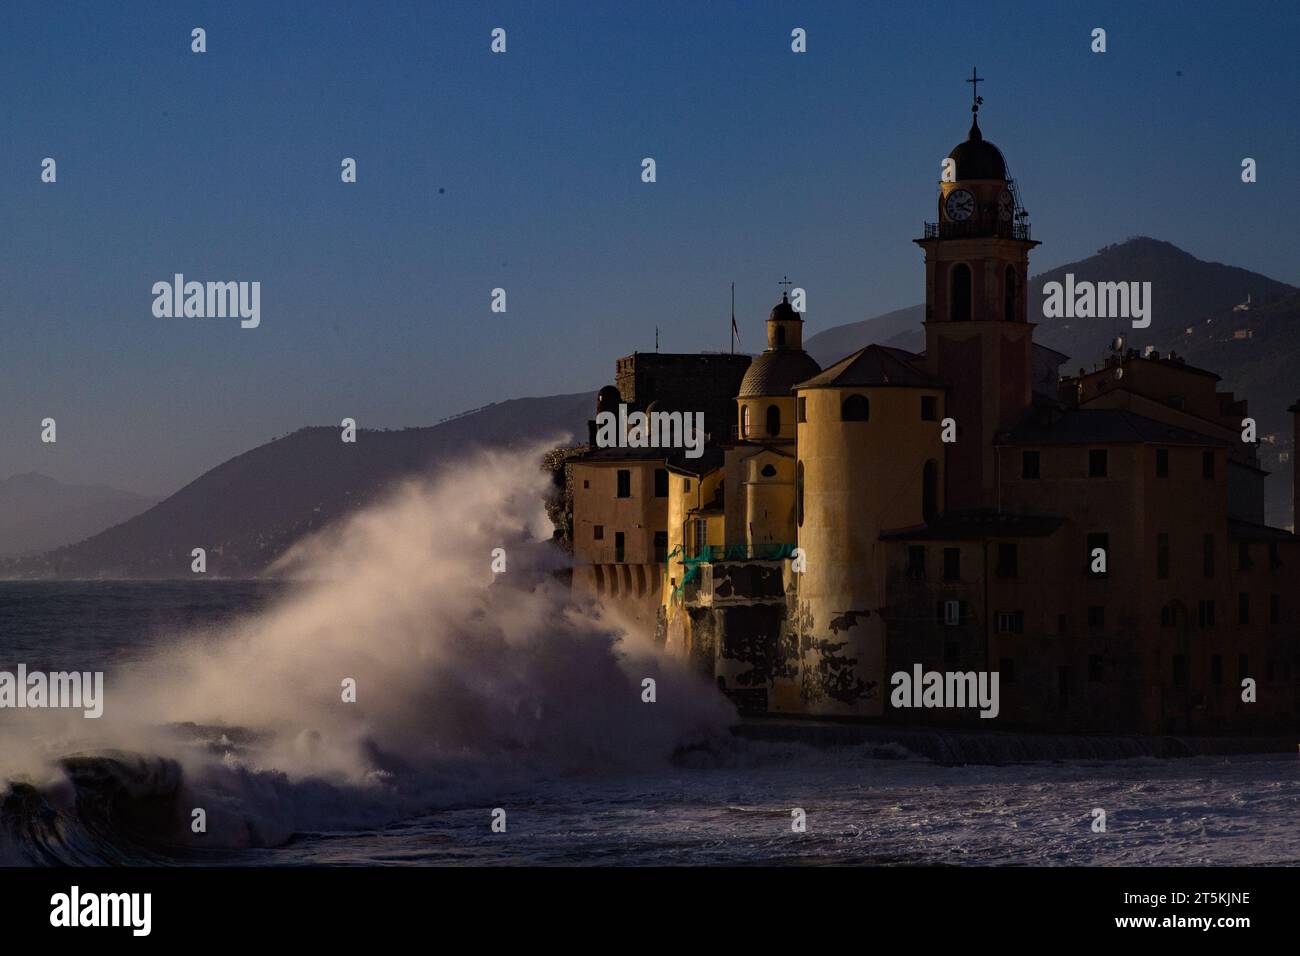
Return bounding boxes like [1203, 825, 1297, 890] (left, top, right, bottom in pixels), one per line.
[2, 580, 1298, 867]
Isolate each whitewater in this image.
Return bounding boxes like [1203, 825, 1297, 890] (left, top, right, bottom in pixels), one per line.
[0, 444, 1297, 865]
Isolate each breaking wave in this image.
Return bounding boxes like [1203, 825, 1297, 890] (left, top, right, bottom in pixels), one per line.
[0, 443, 734, 865]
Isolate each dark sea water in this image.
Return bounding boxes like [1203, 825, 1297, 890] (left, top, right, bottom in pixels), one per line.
[2, 581, 1299, 867]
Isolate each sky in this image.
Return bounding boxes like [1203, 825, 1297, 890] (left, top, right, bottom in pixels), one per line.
[3, 0, 1299, 495]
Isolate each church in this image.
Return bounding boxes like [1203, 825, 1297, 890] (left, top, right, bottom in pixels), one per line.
[559, 95, 1300, 735]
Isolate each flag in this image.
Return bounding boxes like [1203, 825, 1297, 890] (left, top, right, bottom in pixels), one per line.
[730, 282, 739, 352]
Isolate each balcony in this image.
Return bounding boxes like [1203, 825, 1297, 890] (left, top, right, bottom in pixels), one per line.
[923, 220, 1031, 241]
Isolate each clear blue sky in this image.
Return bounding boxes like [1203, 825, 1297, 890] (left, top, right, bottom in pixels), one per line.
[3, 0, 1298, 494]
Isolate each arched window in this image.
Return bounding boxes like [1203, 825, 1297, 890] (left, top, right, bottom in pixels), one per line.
[922, 459, 938, 523]
[741, 404, 750, 437]
[841, 394, 870, 421]
[760, 463, 777, 478]
[1004, 266, 1017, 322]
[796, 460, 805, 528]
[776, 325, 786, 347]
[950, 263, 972, 321]
[766, 404, 781, 437]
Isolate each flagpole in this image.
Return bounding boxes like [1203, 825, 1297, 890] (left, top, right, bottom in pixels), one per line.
[730, 282, 735, 354]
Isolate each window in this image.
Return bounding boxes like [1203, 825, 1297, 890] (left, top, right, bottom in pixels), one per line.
[945, 640, 960, 663]
[940, 600, 962, 626]
[1267, 660, 1277, 683]
[1021, 450, 1040, 479]
[1202, 450, 1215, 479]
[950, 263, 972, 321]
[776, 325, 786, 347]
[1238, 542, 1252, 571]
[999, 658, 1015, 683]
[996, 610, 1024, 634]
[1173, 655, 1187, 687]
[1269, 541, 1281, 571]
[760, 463, 777, 478]
[1156, 448, 1169, 478]
[1157, 533, 1169, 579]
[614, 531, 625, 563]
[1087, 532, 1109, 577]
[1057, 613, 1068, 634]
[797, 397, 807, 423]
[583, 479, 590, 489]
[1203, 533, 1215, 578]
[841, 394, 870, 421]
[1239, 654, 1250, 681]
[1088, 449, 1108, 478]
[921, 395, 938, 421]
[922, 460, 939, 523]
[1087, 605, 1105, 631]
[1211, 655, 1223, 685]
[593, 525, 604, 540]
[907, 545, 926, 580]
[653, 531, 668, 563]
[692, 519, 707, 558]
[1004, 266, 1017, 322]
[796, 461, 805, 528]
[1270, 593, 1280, 625]
[616, 469, 631, 498]
[741, 405, 750, 437]
[1238, 591, 1250, 625]
[997, 543, 1018, 578]
[1198, 599, 1216, 628]
[766, 404, 781, 437]
[683, 479, 691, 492]
[943, 547, 960, 581]
[1058, 667, 1071, 706]
[1160, 603, 1176, 627]
[1088, 655, 1104, 683]
[654, 468, 668, 497]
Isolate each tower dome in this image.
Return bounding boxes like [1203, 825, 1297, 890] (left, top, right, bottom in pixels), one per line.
[737, 291, 820, 398]
[947, 116, 1007, 181]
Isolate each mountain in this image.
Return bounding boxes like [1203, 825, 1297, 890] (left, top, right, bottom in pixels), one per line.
[2, 392, 594, 579]
[805, 237, 1296, 368]
[0, 474, 158, 557]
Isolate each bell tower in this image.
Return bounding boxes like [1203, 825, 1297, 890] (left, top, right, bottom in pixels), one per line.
[916, 70, 1040, 512]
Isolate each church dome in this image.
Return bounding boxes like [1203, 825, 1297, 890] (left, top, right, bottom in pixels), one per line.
[596, 384, 622, 414]
[770, 297, 800, 324]
[948, 118, 1007, 181]
[738, 350, 822, 398]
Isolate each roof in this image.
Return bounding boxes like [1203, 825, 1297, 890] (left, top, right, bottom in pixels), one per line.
[665, 444, 726, 477]
[737, 349, 822, 397]
[1228, 519, 1296, 542]
[1003, 408, 1231, 447]
[881, 510, 1065, 541]
[796, 344, 945, 390]
[572, 445, 668, 464]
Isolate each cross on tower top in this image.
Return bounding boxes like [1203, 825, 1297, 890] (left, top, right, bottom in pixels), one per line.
[778, 275, 794, 300]
[967, 66, 984, 115]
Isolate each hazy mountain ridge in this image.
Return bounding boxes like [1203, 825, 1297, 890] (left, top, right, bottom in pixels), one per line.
[1, 393, 593, 579]
[0, 473, 159, 558]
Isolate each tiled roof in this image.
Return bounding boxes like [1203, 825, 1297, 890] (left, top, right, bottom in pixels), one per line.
[796, 345, 944, 390]
[1004, 408, 1230, 447]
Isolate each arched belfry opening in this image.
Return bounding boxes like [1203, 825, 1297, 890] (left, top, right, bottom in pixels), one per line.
[950, 263, 972, 321]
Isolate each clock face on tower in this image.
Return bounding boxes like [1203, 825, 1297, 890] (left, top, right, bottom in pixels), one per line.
[998, 190, 1014, 221]
[944, 189, 975, 221]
